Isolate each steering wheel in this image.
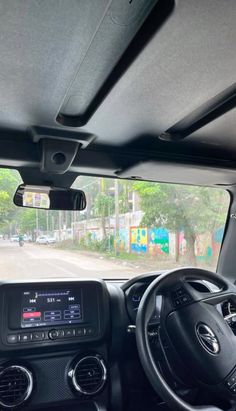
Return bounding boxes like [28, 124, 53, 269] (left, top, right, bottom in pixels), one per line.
[136, 268, 236, 411]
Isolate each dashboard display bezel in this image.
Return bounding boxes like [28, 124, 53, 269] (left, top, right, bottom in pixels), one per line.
[0, 279, 109, 350]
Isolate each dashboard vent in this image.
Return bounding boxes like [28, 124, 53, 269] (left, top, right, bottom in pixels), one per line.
[70, 356, 106, 395]
[0, 365, 33, 408]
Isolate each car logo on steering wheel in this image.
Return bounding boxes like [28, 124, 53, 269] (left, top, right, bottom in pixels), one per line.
[196, 323, 220, 355]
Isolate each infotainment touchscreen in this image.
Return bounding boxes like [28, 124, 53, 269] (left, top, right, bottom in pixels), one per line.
[21, 289, 83, 328]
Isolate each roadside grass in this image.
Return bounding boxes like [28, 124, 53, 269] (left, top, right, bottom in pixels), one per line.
[55, 239, 168, 267]
[55, 239, 216, 272]
[56, 240, 147, 261]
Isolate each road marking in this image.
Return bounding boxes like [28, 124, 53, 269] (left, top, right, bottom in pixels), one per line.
[41, 259, 79, 277]
[18, 247, 79, 276]
[21, 249, 37, 259]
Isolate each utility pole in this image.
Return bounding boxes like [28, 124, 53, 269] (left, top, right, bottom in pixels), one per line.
[36, 209, 39, 237]
[51, 215, 54, 233]
[46, 210, 49, 234]
[59, 211, 62, 241]
[114, 179, 120, 255]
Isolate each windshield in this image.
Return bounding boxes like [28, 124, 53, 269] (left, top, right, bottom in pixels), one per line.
[0, 170, 230, 280]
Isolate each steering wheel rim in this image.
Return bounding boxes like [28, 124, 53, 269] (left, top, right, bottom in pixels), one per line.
[136, 267, 236, 411]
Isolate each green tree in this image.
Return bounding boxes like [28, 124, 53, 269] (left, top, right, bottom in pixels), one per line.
[0, 191, 13, 227]
[19, 209, 37, 235]
[0, 169, 21, 232]
[94, 192, 114, 239]
[118, 180, 134, 214]
[19, 208, 48, 235]
[73, 176, 100, 220]
[133, 182, 228, 265]
[0, 169, 20, 195]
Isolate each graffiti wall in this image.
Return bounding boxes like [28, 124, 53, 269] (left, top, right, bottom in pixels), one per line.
[130, 227, 148, 253]
[119, 228, 129, 252]
[130, 227, 169, 254]
[73, 214, 224, 260]
[148, 228, 169, 255]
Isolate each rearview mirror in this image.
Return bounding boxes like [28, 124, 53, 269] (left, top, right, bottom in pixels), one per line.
[13, 184, 86, 211]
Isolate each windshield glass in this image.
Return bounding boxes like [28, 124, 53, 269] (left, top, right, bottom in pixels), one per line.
[0, 170, 230, 280]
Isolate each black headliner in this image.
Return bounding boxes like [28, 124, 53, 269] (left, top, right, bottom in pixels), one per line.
[0, 0, 235, 187]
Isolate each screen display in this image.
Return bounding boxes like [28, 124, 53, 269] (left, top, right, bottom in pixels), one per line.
[21, 289, 83, 328]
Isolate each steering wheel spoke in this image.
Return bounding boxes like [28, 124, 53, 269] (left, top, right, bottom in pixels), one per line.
[164, 269, 236, 308]
[201, 291, 236, 306]
[136, 268, 236, 411]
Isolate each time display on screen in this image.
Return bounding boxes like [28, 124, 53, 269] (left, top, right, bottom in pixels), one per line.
[21, 289, 83, 328]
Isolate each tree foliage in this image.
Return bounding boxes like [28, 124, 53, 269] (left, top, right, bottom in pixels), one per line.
[18, 209, 36, 233]
[133, 181, 229, 263]
[133, 182, 227, 234]
[94, 193, 114, 218]
[0, 191, 12, 222]
[93, 188, 115, 239]
[0, 169, 21, 230]
[19, 209, 48, 234]
[0, 169, 20, 195]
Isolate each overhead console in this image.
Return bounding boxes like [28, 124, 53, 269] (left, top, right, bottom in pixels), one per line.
[0, 280, 109, 350]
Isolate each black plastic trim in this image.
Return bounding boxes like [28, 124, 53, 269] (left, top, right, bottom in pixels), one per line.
[57, 0, 175, 127]
[159, 83, 236, 142]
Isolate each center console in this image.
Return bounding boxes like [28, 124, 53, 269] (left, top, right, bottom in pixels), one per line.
[0, 279, 110, 410]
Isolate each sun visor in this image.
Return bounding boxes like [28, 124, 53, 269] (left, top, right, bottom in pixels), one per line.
[118, 160, 236, 187]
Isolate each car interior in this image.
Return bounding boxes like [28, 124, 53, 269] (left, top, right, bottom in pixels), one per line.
[0, 1, 236, 410]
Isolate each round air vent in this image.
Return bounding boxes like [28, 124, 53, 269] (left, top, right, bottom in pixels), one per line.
[69, 355, 107, 396]
[0, 365, 33, 408]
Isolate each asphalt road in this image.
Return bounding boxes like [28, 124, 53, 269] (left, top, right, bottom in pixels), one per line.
[0, 241, 139, 281]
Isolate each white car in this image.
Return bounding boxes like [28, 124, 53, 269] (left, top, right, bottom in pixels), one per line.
[36, 235, 50, 245]
[10, 235, 19, 242]
[36, 236, 56, 245]
[23, 234, 32, 242]
[47, 237, 56, 244]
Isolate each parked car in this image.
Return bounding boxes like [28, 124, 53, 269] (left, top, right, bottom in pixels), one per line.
[23, 234, 32, 242]
[10, 235, 19, 242]
[36, 235, 50, 245]
[36, 235, 56, 245]
[47, 237, 56, 244]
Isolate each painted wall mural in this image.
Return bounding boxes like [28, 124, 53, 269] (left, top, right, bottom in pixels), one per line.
[130, 227, 148, 253]
[130, 227, 169, 254]
[119, 228, 129, 251]
[74, 216, 224, 260]
[148, 228, 169, 255]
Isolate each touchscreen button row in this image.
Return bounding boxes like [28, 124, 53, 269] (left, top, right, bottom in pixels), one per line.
[7, 331, 45, 344]
[48, 327, 95, 340]
[75, 327, 95, 336]
[7, 327, 95, 344]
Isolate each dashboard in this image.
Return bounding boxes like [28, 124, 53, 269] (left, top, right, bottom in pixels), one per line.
[0, 274, 235, 411]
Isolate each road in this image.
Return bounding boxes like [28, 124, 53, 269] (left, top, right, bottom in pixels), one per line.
[0, 241, 140, 281]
